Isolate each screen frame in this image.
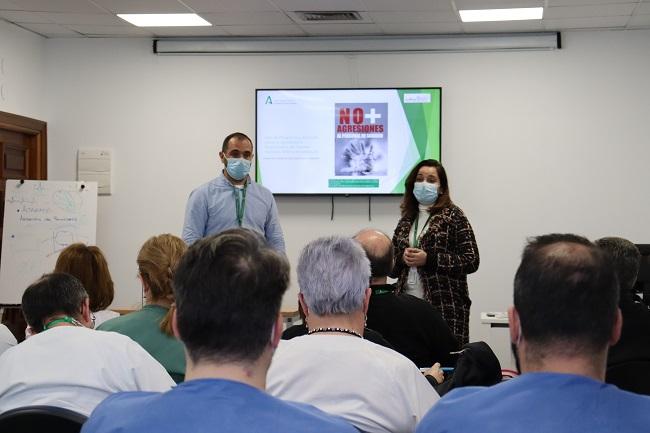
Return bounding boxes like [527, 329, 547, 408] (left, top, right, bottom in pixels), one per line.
[254, 87, 442, 196]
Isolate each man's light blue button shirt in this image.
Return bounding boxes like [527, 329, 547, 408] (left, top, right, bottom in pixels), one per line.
[182, 174, 285, 252]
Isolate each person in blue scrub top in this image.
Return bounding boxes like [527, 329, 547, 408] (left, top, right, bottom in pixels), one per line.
[182, 132, 285, 252]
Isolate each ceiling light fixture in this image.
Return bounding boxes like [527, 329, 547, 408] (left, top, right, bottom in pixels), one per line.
[459, 7, 543, 23]
[153, 32, 560, 55]
[117, 13, 211, 27]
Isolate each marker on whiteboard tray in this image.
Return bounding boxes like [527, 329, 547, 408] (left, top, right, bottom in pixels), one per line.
[19, 179, 25, 185]
[80, 184, 85, 190]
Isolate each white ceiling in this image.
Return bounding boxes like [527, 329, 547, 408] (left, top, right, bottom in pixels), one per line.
[0, 0, 648, 38]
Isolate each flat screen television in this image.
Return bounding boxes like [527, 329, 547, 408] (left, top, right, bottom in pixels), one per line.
[255, 87, 441, 195]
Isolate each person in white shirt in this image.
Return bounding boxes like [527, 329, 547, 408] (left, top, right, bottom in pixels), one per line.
[0, 323, 16, 357]
[0, 273, 174, 416]
[267, 236, 439, 433]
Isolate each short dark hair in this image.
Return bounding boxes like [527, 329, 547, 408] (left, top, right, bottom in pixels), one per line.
[22, 273, 88, 333]
[222, 132, 252, 152]
[595, 237, 640, 293]
[401, 159, 452, 219]
[173, 228, 289, 364]
[514, 234, 619, 357]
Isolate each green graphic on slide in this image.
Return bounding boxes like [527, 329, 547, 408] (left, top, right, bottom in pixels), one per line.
[391, 89, 441, 193]
[256, 161, 262, 183]
[329, 179, 379, 188]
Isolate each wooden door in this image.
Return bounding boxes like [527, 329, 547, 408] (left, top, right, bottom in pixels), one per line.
[0, 111, 47, 341]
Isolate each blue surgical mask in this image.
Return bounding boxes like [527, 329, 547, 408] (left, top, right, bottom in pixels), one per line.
[225, 157, 251, 181]
[413, 181, 438, 205]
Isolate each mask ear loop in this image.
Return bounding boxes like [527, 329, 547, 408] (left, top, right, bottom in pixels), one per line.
[269, 321, 280, 349]
[516, 322, 523, 346]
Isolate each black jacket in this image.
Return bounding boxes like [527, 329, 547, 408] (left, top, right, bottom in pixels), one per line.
[366, 284, 458, 367]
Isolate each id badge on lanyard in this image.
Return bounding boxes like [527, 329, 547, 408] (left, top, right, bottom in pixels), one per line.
[235, 186, 247, 227]
[407, 267, 419, 285]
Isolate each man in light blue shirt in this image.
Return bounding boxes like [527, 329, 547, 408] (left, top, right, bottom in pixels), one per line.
[416, 233, 650, 433]
[182, 132, 285, 252]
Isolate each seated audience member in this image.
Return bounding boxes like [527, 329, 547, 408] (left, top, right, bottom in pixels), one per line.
[416, 234, 650, 433]
[99, 234, 187, 383]
[0, 273, 174, 416]
[282, 303, 394, 349]
[355, 228, 458, 367]
[0, 323, 17, 356]
[55, 243, 119, 327]
[82, 229, 357, 433]
[595, 237, 650, 366]
[267, 236, 439, 433]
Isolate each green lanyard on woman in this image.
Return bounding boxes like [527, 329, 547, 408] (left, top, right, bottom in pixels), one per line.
[235, 186, 247, 227]
[412, 214, 433, 248]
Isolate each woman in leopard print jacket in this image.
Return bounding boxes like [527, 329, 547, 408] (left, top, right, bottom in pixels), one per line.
[391, 159, 479, 345]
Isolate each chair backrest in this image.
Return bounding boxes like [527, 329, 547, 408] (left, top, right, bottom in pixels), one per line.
[0, 405, 87, 433]
[606, 359, 650, 395]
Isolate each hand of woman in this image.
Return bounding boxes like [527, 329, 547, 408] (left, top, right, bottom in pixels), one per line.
[424, 362, 444, 384]
[403, 247, 427, 267]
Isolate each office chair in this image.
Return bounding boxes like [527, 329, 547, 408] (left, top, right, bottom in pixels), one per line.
[0, 405, 87, 433]
[606, 359, 650, 395]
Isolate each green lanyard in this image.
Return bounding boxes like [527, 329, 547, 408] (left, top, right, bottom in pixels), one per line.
[371, 287, 393, 296]
[412, 214, 433, 248]
[235, 186, 247, 227]
[43, 316, 81, 330]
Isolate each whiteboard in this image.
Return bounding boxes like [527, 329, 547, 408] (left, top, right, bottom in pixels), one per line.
[0, 180, 98, 304]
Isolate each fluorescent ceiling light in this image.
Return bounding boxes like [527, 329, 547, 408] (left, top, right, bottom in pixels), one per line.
[117, 13, 211, 27]
[459, 7, 543, 23]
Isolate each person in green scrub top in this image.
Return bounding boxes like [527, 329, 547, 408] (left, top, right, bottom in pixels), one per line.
[99, 234, 187, 383]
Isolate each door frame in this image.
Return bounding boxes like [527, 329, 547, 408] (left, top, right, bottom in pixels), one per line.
[0, 111, 47, 341]
[0, 110, 47, 179]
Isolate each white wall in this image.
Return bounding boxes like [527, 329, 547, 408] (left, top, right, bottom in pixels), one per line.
[0, 20, 46, 119]
[43, 29, 650, 341]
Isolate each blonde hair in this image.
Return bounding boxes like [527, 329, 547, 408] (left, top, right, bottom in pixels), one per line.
[55, 243, 114, 312]
[137, 234, 187, 335]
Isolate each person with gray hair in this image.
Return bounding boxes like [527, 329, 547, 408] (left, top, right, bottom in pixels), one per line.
[0, 273, 174, 416]
[267, 236, 439, 433]
[595, 237, 650, 369]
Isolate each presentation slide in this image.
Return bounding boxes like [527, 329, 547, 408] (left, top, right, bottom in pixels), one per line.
[256, 88, 441, 195]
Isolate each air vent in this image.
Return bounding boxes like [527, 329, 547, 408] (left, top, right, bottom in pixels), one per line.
[294, 11, 363, 22]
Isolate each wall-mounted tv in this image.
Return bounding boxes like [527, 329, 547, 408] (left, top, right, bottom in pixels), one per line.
[255, 87, 441, 195]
